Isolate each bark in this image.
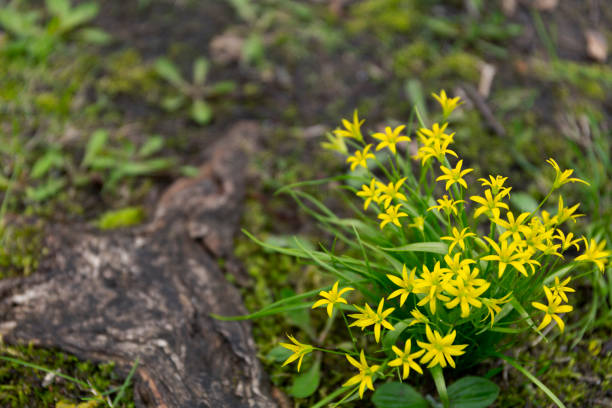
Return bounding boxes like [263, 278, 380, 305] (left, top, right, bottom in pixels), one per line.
[0, 122, 277, 408]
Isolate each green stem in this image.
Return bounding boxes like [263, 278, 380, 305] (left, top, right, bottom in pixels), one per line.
[430, 365, 450, 408]
[341, 310, 358, 352]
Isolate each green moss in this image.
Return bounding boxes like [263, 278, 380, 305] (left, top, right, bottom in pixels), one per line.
[96, 49, 159, 98]
[348, 0, 420, 40]
[96, 207, 146, 230]
[0, 342, 134, 408]
[392, 41, 432, 78]
[0, 222, 45, 279]
[424, 51, 481, 82]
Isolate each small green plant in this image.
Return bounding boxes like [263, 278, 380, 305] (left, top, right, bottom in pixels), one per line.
[218, 91, 610, 407]
[0, 0, 108, 60]
[154, 56, 236, 125]
[80, 130, 175, 191]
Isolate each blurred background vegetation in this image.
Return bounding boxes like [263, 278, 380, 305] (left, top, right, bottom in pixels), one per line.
[0, 0, 610, 406]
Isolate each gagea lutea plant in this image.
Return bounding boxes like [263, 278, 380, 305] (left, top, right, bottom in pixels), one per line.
[218, 91, 610, 408]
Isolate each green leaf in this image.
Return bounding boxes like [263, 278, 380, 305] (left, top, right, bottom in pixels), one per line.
[207, 80, 236, 96]
[82, 129, 108, 167]
[193, 57, 209, 85]
[242, 34, 265, 65]
[372, 382, 429, 408]
[31, 150, 64, 179]
[382, 321, 409, 351]
[180, 165, 200, 177]
[154, 58, 186, 88]
[266, 345, 292, 363]
[46, 0, 70, 18]
[447, 376, 499, 408]
[494, 352, 566, 408]
[77, 27, 112, 45]
[161, 95, 185, 112]
[382, 242, 448, 254]
[58, 2, 99, 33]
[289, 360, 320, 398]
[138, 136, 165, 157]
[280, 288, 314, 338]
[191, 99, 212, 125]
[510, 192, 538, 213]
[26, 177, 66, 202]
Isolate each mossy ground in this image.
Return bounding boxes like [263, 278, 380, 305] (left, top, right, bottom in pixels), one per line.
[1, 0, 611, 406]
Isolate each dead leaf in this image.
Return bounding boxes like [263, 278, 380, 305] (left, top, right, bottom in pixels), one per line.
[585, 30, 608, 62]
[210, 32, 244, 65]
[533, 0, 558, 11]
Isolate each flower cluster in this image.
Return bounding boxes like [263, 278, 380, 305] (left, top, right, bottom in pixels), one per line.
[276, 91, 609, 403]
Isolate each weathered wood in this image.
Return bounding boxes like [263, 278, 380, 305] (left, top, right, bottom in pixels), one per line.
[0, 122, 277, 408]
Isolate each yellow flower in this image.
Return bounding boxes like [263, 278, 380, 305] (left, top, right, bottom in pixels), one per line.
[356, 178, 381, 210]
[346, 144, 375, 171]
[376, 178, 408, 208]
[480, 293, 512, 326]
[280, 334, 313, 372]
[417, 122, 453, 146]
[441, 227, 476, 252]
[531, 286, 573, 332]
[417, 326, 467, 368]
[413, 138, 457, 166]
[546, 158, 589, 190]
[321, 131, 348, 154]
[555, 195, 583, 224]
[378, 204, 408, 229]
[312, 281, 354, 317]
[432, 90, 462, 118]
[482, 237, 529, 278]
[343, 350, 380, 399]
[372, 125, 411, 154]
[389, 339, 425, 379]
[408, 308, 430, 326]
[387, 265, 418, 306]
[349, 299, 395, 343]
[440, 253, 476, 276]
[470, 189, 509, 219]
[408, 216, 425, 231]
[428, 195, 464, 217]
[549, 276, 575, 303]
[478, 175, 511, 197]
[334, 109, 364, 141]
[576, 238, 611, 272]
[493, 211, 531, 242]
[413, 262, 451, 314]
[553, 230, 581, 252]
[444, 267, 490, 318]
[436, 159, 473, 191]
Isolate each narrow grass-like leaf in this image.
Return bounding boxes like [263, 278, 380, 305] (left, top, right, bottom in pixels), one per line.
[382, 242, 448, 254]
[494, 352, 566, 408]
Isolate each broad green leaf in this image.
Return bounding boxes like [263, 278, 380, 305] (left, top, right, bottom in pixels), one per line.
[447, 376, 499, 408]
[242, 34, 265, 65]
[82, 129, 108, 167]
[372, 382, 428, 408]
[155, 58, 186, 88]
[510, 192, 538, 213]
[227, 0, 257, 22]
[383, 242, 448, 254]
[191, 99, 212, 125]
[289, 360, 320, 398]
[266, 345, 292, 363]
[193, 57, 209, 85]
[180, 165, 200, 177]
